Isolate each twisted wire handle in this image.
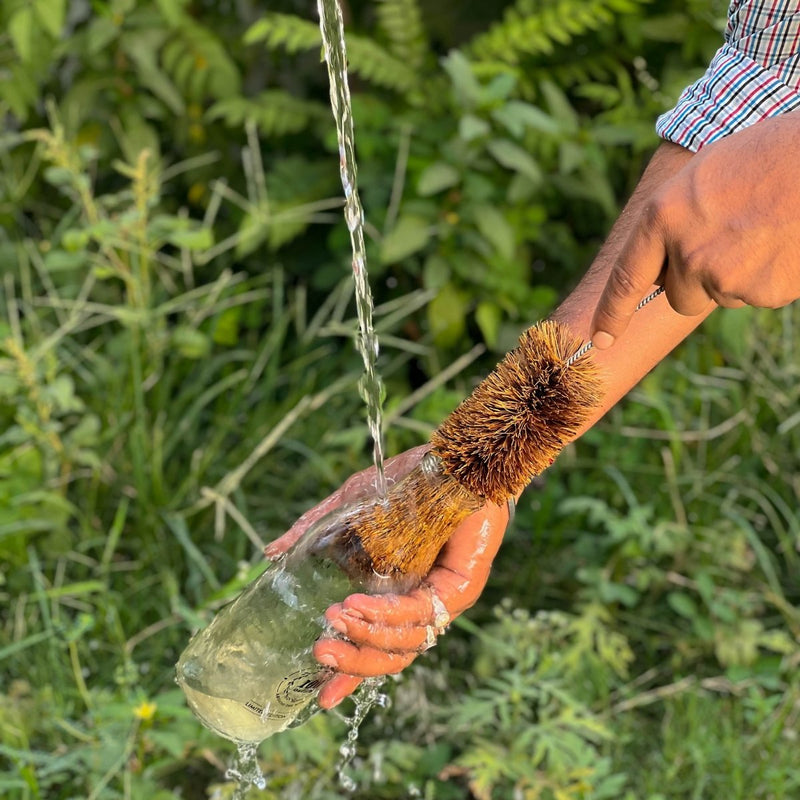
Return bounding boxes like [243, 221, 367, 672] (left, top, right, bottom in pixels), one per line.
[564, 286, 665, 367]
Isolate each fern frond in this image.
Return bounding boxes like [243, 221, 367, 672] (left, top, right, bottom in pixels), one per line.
[244, 12, 322, 54]
[375, 0, 428, 72]
[345, 35, 417, 93]
[469, 0, 649, 65]
[206, 91, 328, 137]
[244, 13, 417, 94]
[520, 52, 627, 96]
[161, 20, 241, 101]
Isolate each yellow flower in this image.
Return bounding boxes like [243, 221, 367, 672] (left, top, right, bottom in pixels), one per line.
[133, 700, 157, 721]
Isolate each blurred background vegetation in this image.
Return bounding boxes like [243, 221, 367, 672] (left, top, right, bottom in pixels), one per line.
[1, 0, 798, 797]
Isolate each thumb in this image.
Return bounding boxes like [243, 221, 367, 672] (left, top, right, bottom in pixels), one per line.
[591, 224, 666, 350]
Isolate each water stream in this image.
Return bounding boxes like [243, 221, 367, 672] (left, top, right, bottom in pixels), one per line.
[317, 0, 388, 498]
[228, 743, 267, 800]
[223, 2, 390, 796]
[335, 677, 390, 792]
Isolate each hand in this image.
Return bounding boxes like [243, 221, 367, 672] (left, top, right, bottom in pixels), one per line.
[590, 111, 800, 349]
[264, 445, 429, 559]
[313, 498, 509, 708]
[264, 447, 510, 710]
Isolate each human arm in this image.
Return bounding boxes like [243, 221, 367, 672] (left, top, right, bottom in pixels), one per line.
[300, 141, 716, 709]
[591, 110, 800, 347]
[591, 0, 800, 347]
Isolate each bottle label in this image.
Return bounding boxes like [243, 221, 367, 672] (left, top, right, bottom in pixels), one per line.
[243, 668, 327, 721]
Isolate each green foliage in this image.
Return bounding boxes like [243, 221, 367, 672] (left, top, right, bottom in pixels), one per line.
[470, 0, 650, 63]
[3, 1, 799, 799]
[244, 13, 418, 94]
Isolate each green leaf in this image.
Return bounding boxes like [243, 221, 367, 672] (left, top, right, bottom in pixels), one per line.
[475, 301, 501, 348]
[491, 101, 560, 138]
[9, 8, 35, 63]
[417, 162, 460, 196]
[167, 227, 213, 251]
[667, 591, 698, 620]
[380, 216, 431, 264]
[459, 114, 491, 142]
[472, 204, 515, 260]
[67, 414, 101, 448]
[172, 326, 212, 359]
[486, 139, 542, 185]
[423, 255, 451, 290]
[428, 282, 468, 348]
[33, 0, 66, 39]
[540, 80, 579, 131]
[155, 0, 190, 26]
[44, 375, 83, 414]
[442, 50, 481, 107]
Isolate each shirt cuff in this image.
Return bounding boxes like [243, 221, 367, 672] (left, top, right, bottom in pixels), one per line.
[656, 42, 800, 151]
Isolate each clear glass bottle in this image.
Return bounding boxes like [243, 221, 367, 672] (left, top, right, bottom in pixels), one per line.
[175, 452, 481, 743]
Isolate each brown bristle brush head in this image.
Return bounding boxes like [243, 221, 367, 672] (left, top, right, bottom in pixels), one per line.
[431, 319, 602, 504]
[314, 320, 602, 591]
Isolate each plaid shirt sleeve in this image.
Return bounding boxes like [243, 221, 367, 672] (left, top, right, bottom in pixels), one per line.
[656, 0, 800, 151]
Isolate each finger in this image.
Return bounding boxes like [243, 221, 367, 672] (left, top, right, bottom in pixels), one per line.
[662, 261, 715, 317]
[335, 589, 435, 629]
[264, 446, 429, 560]
[334, 501, 509, 626]
[591, 226, 667, 349]
[314, 638, 417, 678]
[318, 674, 363, 709]
[325, 606, 431, 653]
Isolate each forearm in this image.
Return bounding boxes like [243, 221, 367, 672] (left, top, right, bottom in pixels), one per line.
[552, 141, 713, 432]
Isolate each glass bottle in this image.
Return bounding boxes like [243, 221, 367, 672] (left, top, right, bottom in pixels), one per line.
[175, 451, 481, 743]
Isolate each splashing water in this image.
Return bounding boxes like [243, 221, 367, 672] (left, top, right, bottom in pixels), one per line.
[317, 0, 387, 498]
[336, 678, 391, 792]
[212, 4, 391, 796]
[227, 742, 267, 799]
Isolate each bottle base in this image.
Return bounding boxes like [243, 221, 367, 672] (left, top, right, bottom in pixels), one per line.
[181, 683, 295, 744]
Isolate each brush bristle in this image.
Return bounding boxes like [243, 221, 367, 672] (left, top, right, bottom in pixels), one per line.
[311, 464, 481, 591]
[313, 320, 599, 587]
[430, 320, 601, 504]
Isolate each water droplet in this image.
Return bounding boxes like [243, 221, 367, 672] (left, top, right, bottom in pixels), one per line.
[339, 742, 356, 759]
[228, 742, 268, 799]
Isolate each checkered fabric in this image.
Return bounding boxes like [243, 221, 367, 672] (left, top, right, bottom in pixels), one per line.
[656, 0, 800, 150]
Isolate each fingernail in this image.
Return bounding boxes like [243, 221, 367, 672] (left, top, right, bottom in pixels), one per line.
[342, 608, 364, 621]
[316, 653, 338, 668]
[592, 331, 615, 350]
[327, 617, 348, 635]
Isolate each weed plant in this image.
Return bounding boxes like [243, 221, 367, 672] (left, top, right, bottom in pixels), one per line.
[1, 1, 799, 799]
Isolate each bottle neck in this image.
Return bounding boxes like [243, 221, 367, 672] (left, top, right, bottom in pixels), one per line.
[297, 451, 482, 593]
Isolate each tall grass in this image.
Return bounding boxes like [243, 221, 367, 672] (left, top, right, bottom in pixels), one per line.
[2, 125, 799, 799]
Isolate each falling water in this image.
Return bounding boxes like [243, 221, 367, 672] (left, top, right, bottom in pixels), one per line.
[210, 5, 390, 796]
[317, 0, 388, 497]
[227, 742, 267, 800]
[336, 678, 390, 792]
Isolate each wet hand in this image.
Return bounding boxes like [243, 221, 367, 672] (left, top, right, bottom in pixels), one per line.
[313, 499, 510, 709]
[591, 111, 800, 350]
[264, 445, 428, 560]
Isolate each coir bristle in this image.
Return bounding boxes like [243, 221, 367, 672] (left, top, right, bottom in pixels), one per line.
[311, 460, 482, 591]
[430, 320, 601, 504]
